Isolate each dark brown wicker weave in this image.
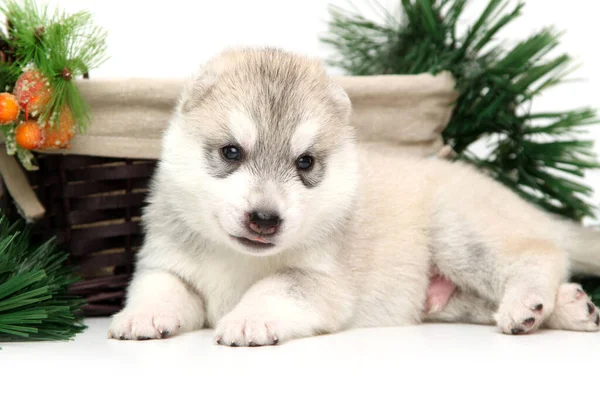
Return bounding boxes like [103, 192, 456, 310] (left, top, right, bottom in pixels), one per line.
[2, 19, 154, 316]
[25, 154, 157, 316]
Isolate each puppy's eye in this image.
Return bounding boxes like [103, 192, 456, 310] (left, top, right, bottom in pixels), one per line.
[221, 145, 242, 161]
[297, 155, 314, 170]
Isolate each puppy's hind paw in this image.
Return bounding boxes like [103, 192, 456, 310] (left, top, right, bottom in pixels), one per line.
[495, 292, 546, 335]
[545, 283, 600, 332]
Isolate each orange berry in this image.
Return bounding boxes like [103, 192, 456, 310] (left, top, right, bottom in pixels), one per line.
[15, 121, 44, 150]
[13, 70, 51, 116]
[40, 107, 75, 149]
[0, 93, 20, 124]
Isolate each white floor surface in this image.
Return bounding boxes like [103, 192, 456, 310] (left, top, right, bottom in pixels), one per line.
[1, 317, 598, 399]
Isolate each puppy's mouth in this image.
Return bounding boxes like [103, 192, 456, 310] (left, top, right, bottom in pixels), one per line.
[230, 235, 276, 251]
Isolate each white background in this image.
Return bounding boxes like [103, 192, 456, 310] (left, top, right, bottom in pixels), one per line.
[10, 0, 600, 221]
[1, 3, 599, 398]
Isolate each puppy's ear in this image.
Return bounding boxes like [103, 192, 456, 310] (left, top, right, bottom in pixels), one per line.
[180, 65, 218, 113]
[328, 82, 352, 123]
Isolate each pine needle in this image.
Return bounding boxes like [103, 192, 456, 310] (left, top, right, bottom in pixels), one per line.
[0, 217, 86, 341]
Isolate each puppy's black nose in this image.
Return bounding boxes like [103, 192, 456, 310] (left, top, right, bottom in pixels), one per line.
[249, 211, 281, 231]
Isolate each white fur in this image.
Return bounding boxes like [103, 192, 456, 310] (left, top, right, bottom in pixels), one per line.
[228, 109, 258, 151]
[290, 119, 320, 156]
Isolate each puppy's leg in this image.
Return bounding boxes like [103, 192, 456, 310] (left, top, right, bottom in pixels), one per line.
[108, 269, 205, 340]
[108, 230, 205, 340]
[434, 232, 568, 334]
[215, 268, 354, 346]
[431, 210, 569, 334]
[487, 240, 569, 334]
[432, 221, 568, 334]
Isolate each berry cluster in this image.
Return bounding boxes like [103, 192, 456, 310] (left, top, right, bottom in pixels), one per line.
[0, 69, 75, 150]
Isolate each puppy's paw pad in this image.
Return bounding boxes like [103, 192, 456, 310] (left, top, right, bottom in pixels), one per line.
[108, 309, 181, 340]
[495, 292, 546, 335]
[215, 313, 281, 347]
[546, 284, 600, 332]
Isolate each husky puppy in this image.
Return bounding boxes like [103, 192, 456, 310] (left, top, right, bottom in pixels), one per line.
[109, 48, 600, 345]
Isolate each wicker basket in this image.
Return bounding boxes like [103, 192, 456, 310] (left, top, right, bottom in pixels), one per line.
[26, 154, 157, 316]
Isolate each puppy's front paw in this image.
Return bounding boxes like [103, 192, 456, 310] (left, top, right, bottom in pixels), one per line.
[108, 308, 181, 340]
[215, 310, 282, 347]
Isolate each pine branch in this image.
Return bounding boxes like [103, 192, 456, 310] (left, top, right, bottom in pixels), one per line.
[0, 29, 20, 91]
[0, 0, 108, 132]
[322, 0, 600, 220]
[0, 217, 85, 341]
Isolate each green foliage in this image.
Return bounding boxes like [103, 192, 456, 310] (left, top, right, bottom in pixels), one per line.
[577, 277, 600, 306]
[0, 62, 19, 93]
[0, 217, 85, 341]
[0, 0, 108, 133]
[0, 28, 19, 91]
[322, 0, 600, 221]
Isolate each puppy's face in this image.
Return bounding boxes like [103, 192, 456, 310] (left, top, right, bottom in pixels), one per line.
[162, 49, 358, 256]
